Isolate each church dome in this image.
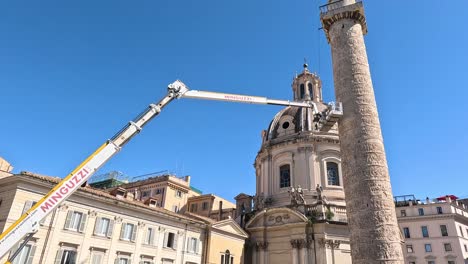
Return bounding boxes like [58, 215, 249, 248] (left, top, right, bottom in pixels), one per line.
[265, 106, 318, 140]
[263, 64, 331, 142]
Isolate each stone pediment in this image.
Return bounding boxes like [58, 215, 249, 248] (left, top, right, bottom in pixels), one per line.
[245, 207, 308, 229]
[212, 219, 248, 238]
[234, 193, 252, 199]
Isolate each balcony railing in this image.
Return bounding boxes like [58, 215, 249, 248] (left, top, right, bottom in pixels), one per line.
[319, 0, 362, 14]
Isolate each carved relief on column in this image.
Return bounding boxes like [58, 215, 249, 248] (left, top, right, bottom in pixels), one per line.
[321, 1, 405, 262]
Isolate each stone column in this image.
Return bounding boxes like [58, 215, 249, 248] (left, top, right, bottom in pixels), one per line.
[320, 1, 404, 263]
[298, 239, 307, 264]
[256, 241, 268, 264]
[290, 239, 299, 264]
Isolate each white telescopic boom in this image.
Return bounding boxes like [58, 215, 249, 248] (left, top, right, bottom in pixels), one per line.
[181, 89, 319, 113]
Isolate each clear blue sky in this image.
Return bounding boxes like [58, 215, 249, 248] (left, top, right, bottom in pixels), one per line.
[1, 0, 467, 202]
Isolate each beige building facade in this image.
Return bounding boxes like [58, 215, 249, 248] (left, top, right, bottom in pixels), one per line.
[0, 171, 246, 264]
[395, 195, 468, 264]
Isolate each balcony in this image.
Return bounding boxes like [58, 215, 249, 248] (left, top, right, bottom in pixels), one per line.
[319, 0, 362, 14]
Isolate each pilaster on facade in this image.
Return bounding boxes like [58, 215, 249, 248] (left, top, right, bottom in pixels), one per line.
[320, 0, 367, 42]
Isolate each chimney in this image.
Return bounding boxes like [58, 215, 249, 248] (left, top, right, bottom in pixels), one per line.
[184, 175, 191, 184]
[426, 197, 430, 204]
[219, 201, 223, 220]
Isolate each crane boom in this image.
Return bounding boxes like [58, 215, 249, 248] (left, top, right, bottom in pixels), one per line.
[0, 80, 342, 262]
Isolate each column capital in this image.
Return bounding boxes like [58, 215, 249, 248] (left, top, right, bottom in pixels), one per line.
[255, 241, 268, 251]
[290, 239, 306, 249]
[319, 0, 367, 42]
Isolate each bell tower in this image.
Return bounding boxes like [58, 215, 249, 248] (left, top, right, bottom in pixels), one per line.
[320, 0, 404, 263]
[291, 63, 323, 102]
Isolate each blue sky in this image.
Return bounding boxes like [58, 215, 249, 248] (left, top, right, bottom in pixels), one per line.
[1, 0, 467, 202]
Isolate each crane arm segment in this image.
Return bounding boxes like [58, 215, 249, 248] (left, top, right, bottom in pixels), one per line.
[181, 89, 319, 113]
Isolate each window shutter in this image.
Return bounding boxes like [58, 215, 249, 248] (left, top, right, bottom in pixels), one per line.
[131, 225, 137, 242]
[107, 219, 114, 237]
[54, 249, 64, 264]
[114, 257, 119, 264]
[120, 223, 126, 240]
[79, 213, 88, 232]
[22, 201, 34, 215]
[163, 233, 168, 247]
[128, 258, 132, 264]
[26, 244, 36, 264]
[64, 211, 73, 229]
[186, 238, 190, 252]
[197, 239, 202, 254]
[172, 234, 178, 249]
[94, 217, 101, 235]
[195, 239, 199, 254]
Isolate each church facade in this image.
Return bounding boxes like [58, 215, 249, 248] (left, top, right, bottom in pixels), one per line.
[236, 65, 352, 264]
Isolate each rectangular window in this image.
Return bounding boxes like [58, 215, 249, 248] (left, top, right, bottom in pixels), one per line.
[144, 227, 155, 246]
[141, 259, 154, 264]
[190, 203, 198, 213]
[421, 226, 429, 237]
[55, 249, 77, 264]
[164, 232, 177, 249]
[436, 206, 443, 214]
[409, 262, 415, 264]
[424, 244, 432, 252]
[440, 225, 448, 236]
[460, 226, 464, 237]
[93, 217, 114, 237]
[64, 211, 87, 232]
[172, 206, 178, 213]
[418, 208, 424, 216]
[202, 202, 209, 210]
[326, 162, 340, 186]
[21, 201, 37, 215]
[400, 210, 406, 217]
[427, 261, 434, 264]
[444, 243, 452, 252]
[142, 191, 150, 198]
[156, 189, 162, 194]
[187, 237, 198, 253]
[406, 245, 413, 253]
[120, 223, 137, 242]
[90, 252, 104, 264]
[116, 257, 129, 264]
[403, 227, 411, 238]
[12, 244, 35, 264]
[279, 164, 291, 188]
[448, 261, 455, 264]
[176, 190, 182, 198]
[464, 244, 468, 252]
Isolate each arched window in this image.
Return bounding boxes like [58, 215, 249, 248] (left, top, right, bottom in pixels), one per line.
[308, 83, 313, 99]
[220, 250, 233, 264]
[326, 162, 340, 186]
[300, 84, 305, 99]
[280, 164, 291, 188]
